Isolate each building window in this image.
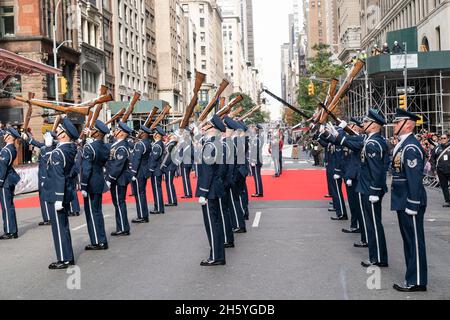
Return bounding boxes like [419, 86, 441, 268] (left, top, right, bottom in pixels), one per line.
[200, 18, 205, 27]
[199, 89, 208, 103]
[201, 60, 206, 70]
[0, 6, 14, 37]
[201, 46, 206, 55]
[182, 4, 189, 13]
[199, 4, 205, 13]
[200, 32, 205, 42]
[82, 69, 99, 93]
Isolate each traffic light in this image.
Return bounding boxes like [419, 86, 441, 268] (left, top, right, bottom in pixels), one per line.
[308, 82, 315, 96]
[416, 115, 424, 126]
[59, 76, 68, 95]
[399, 94, 407, 109]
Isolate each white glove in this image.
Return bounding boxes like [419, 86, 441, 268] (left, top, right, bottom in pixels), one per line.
[198, 196, 207, 206]
[339, 120, 348, 129]
[44, 133, 54, 147]
[81, 190, 88, 198]
[55, 201, 63, 211]
[369, 195, 380, 203]
[83, 128, 91, 136]
[21, 132, 30, 141]
[106, 181, 111, 189]
[85, 137, 94, 144]
[405, 208, 418, 216]
[346, 179, 352, 187]
[327, 123, 339, 137]
[131, 176, 137, 182]
[319, 125, 325, 134]
[333, 174, 341, 180]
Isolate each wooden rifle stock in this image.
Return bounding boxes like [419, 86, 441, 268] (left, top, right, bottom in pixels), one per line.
[22, 92, 35, 132]
[150, 105, 172, 130]
[52, 115, 62, 132]
[319, 103, 357, 136]
[180, 71, 206, 129]
[121, 91, 141, 122]
[201, 95, 243, 127]
[238, 105, 261, 121]
[198, 79, 229, 122]
[105, 108, 126, 125]
[228, 106, 244, 119]
[144, 107, 159, 127]
[13, 95, 92, 116]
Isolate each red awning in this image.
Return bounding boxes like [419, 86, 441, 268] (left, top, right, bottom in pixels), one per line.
[0, 49, 61, 79]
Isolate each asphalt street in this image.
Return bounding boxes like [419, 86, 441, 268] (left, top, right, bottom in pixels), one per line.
[1, 154, 450, 300]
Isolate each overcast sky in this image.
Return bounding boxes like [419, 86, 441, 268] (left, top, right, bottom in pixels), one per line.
[253, 1, 292, 120]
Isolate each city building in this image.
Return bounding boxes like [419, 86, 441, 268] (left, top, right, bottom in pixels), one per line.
[324, 0, 339, 55]
[306, 0, 327, 58]
[336, 0, 361, 64]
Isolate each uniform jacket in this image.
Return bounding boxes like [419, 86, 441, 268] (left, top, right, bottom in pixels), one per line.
[29, 138, 55, 190]
[148, 139, 164, 176]
[391, 134, 427, 211]
[106, 139, 131, 186]
[180, 141, 195, 169]
[129, 137, 152, 179]
[431, 142, 450, 174]
[161, 140, 177, 173]
[81, 139, 109, 194]
[0, 143, 20, 188]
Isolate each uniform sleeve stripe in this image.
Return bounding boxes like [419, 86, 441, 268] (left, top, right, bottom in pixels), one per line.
[407, 198, 421, 204]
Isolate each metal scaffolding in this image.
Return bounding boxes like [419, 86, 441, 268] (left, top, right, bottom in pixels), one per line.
[345, 71, 450, 136]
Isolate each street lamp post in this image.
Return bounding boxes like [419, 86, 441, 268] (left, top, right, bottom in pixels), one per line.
[403, 42, 408, 109]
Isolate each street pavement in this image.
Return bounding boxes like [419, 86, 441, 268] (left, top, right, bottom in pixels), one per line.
[1, 152, 450, 300]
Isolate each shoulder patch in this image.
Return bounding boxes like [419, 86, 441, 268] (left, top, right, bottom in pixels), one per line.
[407, 159, 418, 168]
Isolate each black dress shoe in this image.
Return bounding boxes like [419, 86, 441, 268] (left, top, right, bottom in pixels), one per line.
[244, 215, 249, 221]
[132, 218, 149, 223]
[331, 215, 348, 221]
[165, 203, 177, 207]
[354, 241, 368, 248]
[0, 233, 18, 240]
[85, 243, 109, 251]
[200, 259, 226, 266]
[38, 221, 52, 226]
[328, 208, 336, 212]
[443, 202, 450, 208]
[233, 228, 247, 233]
[224, 243, 235, 248]
[111, 230, 130, 237]
[181, 195, 192, 199]
[361, 260, 388, 268]
[329, 202, 333, 205]
[393, 283, 427, 292]
[150, 211, 164, 215]
[324, 194, 332, 198]
[342, 228, 360, 233]
[251, 194, 263, 198]
[48, 260, 75, 270]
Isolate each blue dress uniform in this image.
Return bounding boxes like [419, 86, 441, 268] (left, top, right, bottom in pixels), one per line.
[180, 138, 194, 198]
[43, 118, 79, 269]
[331, 139, 348, 219]
[161, 138, 178, 206]
[196, 115, 226, 266]
[28, 132, 56, 225]
[250, 125, 264, 197]
[0, 128, 21, 239]
[68, 145, 82, 216]
[238, 121, 250, 220]
[80, 120, 110, 249]
[391, 109, 427, 292]
[106, 121, 133, 236]
[149, 126, 166, 214]
[130, 125, 152, 222]
[356, 110, 389, 267]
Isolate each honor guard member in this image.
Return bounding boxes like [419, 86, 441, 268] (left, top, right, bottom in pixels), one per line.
[80, 120, 110, 250]
[68, 143, 82, 217]
[180, 130, 194, 198]
[317, 130, 339, 213]
[106, 121, 133, 236]
[238, 121, 250, 220]
[44, 118, 79, 269]
[22, 130, 57, 226]
[391, 109, 428, 292]
[333, 120, 369, 248]
[0, 127, 21, 239]
[431, 133, 450, 207]
[224, 117, 247, 233]
[197, 115, 226, 266]
[130, 124, 152, 223]
[250, 124, 264, 197]
[149, 126, 166, 214]
[161, 133, 178, 207]
[357, 109, 389, 268]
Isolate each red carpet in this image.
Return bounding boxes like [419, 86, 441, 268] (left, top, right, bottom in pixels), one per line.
[15, 169, 336, 209]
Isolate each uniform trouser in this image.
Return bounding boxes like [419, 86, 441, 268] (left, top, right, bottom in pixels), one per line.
[48, 202, 74, 262]
[332, 177, 347, 217]
[242, 182, 250, 219]
[345, 183, 360, 229]
[361, 194, 388, 264]
[279, 150, 283, 174]
[437, 171, 450, 203]
[83, 193, 107, 245]
[0, 185, 17, 235]
[229, 184, 246, 230]
[164, 170, 177, 205]
[69, 192, 80, 214]
[219, 190, 235, 245]
[39, 190, 51, 222]
[251, 165, 264, 195]
[150, 174, 164, 213]
[357, 193, 368, 243]
[397, 207, 428, 286]
[131, 178, 149, 219]
[181, 166, 193, 197]
[111, 184, 130, 232]
[202, 199, 225, 261]
[326, 164, 335, 201]
[273, 155, 281, 175]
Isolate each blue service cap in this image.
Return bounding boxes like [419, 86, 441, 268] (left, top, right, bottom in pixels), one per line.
[363, 109, 386, 126]
[93, 120, 110, 135]
[256, 124, 263, 130]
[393, 108, 421, 123]
[238, 121, 248, 132]
[154, 125, 166, 136]
[60, 117, 80, 140]
[209, 114, 226, 133]
[140, 124, 152, 135]
[349, 117, 363, 128]
[4, 127, 20, 139]
[117, 121, 133, 135]
[223, 116, 241, 130]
